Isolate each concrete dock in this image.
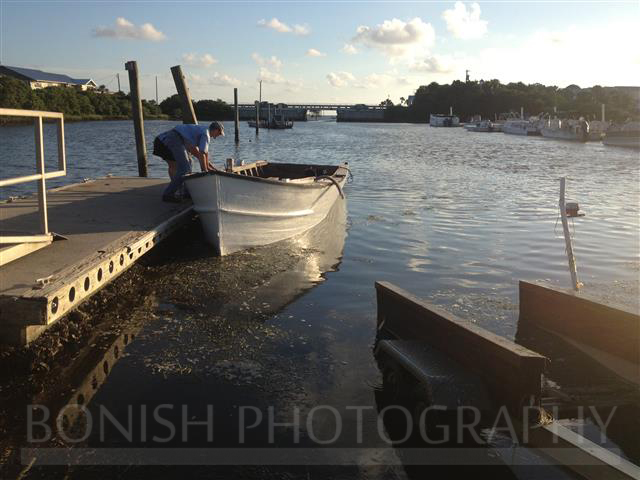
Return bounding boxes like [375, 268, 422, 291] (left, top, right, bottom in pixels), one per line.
[0, 177, 193, 345]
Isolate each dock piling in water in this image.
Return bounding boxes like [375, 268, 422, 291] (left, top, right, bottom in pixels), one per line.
[124, 61, 148, 177]
[170, 65, 198, 124]
[234, 88, 239, 143]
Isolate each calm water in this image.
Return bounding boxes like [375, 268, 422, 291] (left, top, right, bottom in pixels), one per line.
[2, 120, 638, 322]
[1, 120, 639, 478]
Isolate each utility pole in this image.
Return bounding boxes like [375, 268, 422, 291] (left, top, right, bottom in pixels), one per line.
[117, 73, 121, 93]
[155, 75, 158, 104]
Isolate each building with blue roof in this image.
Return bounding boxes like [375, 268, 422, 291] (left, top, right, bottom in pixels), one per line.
[0, 65, 97, 91]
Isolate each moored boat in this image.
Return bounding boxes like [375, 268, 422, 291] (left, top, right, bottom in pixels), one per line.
[465, 119, 503, 132]
[541, 118, 590, 142]
[502, 118, 541, 136]
[430, 114, 460, 127]
[602, 121, 640, 149]
[184, 161, 349, 255]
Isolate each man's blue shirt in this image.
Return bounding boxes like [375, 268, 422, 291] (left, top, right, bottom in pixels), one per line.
[173, 124, 210, 153]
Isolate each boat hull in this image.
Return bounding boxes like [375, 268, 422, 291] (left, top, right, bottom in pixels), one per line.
[541, 128, 588, 142]
[603, 133, 640, 149]
[430, 114, 460, 127]
[185, 164, 348, 255]
[503, 122, 540, 136]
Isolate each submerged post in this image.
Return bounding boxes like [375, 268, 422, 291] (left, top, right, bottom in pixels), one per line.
[124, 61, 148, 177]
[234, 88, 239, 143]
[559, 177, 580, 291]
[170, 65, 197, 124]
[255, 101, 259, 135]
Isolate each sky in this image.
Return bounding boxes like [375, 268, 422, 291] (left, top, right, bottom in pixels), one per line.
[1, 1, 639, 105]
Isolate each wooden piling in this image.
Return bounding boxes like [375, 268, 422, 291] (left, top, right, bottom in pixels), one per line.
[124, 61, 148, 178]
[170, 65, 198, 124]
[234, 88, 239, 143]
[255, 101, 259, 135]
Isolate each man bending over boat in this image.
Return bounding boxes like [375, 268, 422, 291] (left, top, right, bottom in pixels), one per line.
[153, 121, 225, 202]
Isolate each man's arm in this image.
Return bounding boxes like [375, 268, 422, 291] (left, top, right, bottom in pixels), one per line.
[186, 145, 215, 171]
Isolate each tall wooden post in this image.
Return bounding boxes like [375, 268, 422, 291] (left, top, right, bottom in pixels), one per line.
[170, 65, 198, 124]
[124, 61, 148, 177]
[255, 101, 259, 135]
[234, 88, 239, 143]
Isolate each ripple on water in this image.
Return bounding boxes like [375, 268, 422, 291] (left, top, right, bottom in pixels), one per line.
[1, 120, 638, 339]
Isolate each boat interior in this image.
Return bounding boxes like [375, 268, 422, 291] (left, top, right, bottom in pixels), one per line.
[226, 161, 344, 182]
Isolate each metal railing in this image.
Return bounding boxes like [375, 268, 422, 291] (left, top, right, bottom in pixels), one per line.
[0, 108, 66, 244]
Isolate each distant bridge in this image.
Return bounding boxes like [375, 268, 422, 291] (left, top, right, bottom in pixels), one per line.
[237, 103, 386, 110]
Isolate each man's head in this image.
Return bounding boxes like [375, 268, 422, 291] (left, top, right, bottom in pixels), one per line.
[209, 121, 225, 138]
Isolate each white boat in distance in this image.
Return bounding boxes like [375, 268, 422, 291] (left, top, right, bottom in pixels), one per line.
[184, 161, 349, 256]
[541, 118, 590, 142]
[502, 118, 541, 136]
[464, 119, 503, 132]
[430, 114, 460, 127]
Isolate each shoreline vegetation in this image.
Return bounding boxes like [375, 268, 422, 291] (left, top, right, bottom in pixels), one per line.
[1, 75, 638, 125]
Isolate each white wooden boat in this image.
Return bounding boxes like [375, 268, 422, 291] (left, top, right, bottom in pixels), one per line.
[184, 161, 349, 255]
[429, 114, 460, 127]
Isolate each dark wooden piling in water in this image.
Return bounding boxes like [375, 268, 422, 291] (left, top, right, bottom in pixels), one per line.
[255, 101, 259, 135]
[234, 88, 239, 143]
[124, 61, 148, 177]
[170, 65, 197, 124]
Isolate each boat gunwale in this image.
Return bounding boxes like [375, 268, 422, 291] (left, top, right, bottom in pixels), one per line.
[185, 163, 348, 189]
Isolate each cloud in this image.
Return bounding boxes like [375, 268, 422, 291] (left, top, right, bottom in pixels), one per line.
[408, 54, 455, 73]
[257, 18, 310, 35]
[326, 71, 356, 87]
[293, 24, 311, 36]
[257, 67, 302, 90]
[306, 48, 326, 57]
[186, 72, 240, 87]
[442, 2, 488, 40]
[352, 17, 435, 62]
[342, 44, 358, 55]
[453, 23, 639, 87]
[353, 73, 396, 89]
[210, 72, 240, 87]
[258, 67, 285, 84]
[182, 53, 217, 68]
[251, 53, 283, 69]
[93, 17, 166, 41]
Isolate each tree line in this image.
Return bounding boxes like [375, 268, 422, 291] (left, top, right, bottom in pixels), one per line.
[2, 74, 638, 124]
[385, 80, 640, 123]
[159, 94, 234, 120]
[0, 76, 165, 121]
